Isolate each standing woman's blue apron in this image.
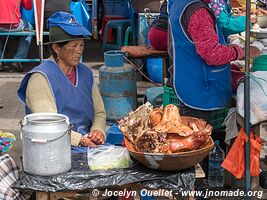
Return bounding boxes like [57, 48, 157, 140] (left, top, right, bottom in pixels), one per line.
[168, 0, 232, 110]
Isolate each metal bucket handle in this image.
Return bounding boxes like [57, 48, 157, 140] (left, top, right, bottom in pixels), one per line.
[21, 130, 69, 143]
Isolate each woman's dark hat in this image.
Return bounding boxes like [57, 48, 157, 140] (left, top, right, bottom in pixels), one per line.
[45, 11, 92, 44]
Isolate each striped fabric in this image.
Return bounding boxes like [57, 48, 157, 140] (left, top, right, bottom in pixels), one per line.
[0, 154, 26, 200]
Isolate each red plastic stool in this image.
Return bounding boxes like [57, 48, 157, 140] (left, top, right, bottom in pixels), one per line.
[101, 15, 125, 43]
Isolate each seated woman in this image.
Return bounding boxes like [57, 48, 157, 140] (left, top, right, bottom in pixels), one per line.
[18, 12, 106, 151]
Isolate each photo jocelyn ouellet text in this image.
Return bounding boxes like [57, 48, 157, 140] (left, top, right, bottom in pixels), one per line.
[91, 188, 263, 199]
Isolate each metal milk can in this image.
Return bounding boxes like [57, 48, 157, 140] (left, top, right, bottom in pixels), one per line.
[21, 113, 71, 176]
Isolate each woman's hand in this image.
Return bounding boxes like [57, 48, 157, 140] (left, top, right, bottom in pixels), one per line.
[251, 15, 257, 24]
[249, 46, 260, 58]
[241, 46, 260, 59]
[79, 137, 96, 147]
[87, 130, 105, 145]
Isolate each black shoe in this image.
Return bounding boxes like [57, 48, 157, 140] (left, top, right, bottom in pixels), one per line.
[0, 62, 4, 71]
[12, 62, 23, 72]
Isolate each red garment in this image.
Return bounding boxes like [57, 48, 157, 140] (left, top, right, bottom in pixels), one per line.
[221, 128, 262, 179]
[148, 27, 168, 51]
[187, 7, 243, 66]
[0, 0, 32, 27]
[66, 67, 77, 85]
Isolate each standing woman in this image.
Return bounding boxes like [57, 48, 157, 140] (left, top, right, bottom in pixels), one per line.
[18, 12, 106, 151]
[168, 0, 260, 121]
[168, 0, 260, 174]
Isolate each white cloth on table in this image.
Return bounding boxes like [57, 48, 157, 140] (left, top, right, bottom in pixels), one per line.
[222, 107, 239, 145]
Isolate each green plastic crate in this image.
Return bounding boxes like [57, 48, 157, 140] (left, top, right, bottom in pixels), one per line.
[210, 106, 230, 130]
[162, 86, 230, 130]
[163, 86, 180, 107]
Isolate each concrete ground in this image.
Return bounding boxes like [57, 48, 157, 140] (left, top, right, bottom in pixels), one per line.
[0, 76, 24, 167]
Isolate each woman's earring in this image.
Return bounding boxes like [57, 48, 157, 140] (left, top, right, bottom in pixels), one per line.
[55, 54, 59, 62]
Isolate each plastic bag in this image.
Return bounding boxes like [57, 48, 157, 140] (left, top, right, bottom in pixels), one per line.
[87, 145, 133, 170]
[237, 71, 267, 125]
[221, 128, 262, 179]
[0, 131, 16, 153]
[14, 153, 195, 192]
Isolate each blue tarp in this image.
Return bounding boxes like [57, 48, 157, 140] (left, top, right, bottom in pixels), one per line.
[21, 6, 35, 27]
[21, 0, 92, 33]
[70, 0, 92, 33]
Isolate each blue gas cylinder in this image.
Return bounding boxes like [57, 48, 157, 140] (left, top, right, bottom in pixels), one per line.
[99, 51, 137, 121]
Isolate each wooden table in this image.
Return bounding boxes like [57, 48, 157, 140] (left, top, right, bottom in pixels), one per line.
[121, 46, 170, 85]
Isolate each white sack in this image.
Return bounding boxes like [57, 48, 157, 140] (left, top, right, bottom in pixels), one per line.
[237, 71, 267, 125]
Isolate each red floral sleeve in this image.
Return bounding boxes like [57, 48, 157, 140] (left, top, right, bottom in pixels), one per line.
[187, 8, 243, 66]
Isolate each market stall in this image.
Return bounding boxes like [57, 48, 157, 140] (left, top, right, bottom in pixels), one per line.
[13, 102, 211, 200]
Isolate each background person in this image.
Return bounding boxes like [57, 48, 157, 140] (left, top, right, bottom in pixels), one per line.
[18, 12, 106, 150]
[148, 0, 168, 51]
[0, 0, 33, 72]
[209, 0, 257, 38]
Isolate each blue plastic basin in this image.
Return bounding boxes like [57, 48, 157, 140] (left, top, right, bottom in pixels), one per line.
[146, 58, 162, 83]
